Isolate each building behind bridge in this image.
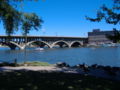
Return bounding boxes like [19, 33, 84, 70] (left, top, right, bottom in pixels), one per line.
[88, 29, 114, 44]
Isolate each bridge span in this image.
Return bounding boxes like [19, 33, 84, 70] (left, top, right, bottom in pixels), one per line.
[0, 35, 88, 50]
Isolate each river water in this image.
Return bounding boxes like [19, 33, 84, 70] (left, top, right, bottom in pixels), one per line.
[0, 47, 120, 67]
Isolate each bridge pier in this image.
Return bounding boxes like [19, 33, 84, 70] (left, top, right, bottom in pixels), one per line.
[39, 44, 45, 48]
[9, 45, 17, 50]
[59, 44, 70, 48]
[59, 44, 63, 48]
[71, 43, 81, 47]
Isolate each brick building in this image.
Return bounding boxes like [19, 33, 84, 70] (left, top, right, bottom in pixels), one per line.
[88, 29, 114, 44]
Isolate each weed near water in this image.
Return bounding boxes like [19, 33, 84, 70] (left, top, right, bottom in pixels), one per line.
[20, 61, 53, 66]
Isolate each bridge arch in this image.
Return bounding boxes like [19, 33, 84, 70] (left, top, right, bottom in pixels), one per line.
[1, 41, 23, 50]
[70, 41, 83, 47]
[51, 40, 70, 48]
[26, 41, 52, 48]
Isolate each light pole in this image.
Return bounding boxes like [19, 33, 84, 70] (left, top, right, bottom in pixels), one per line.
[55, 32, 58, 36]
[42, 28, 46, 36]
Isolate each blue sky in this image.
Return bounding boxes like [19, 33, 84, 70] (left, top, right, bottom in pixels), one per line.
[0, 0, 119, 37]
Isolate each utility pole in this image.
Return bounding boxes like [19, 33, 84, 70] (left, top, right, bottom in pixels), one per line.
[55, 32, 58, 36]
[20, 1, 27, 65]
[42, 28, 46, 36]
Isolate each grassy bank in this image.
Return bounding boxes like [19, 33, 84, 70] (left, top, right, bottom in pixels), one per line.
[0, 61, 53, 67]
[22, 61, 53, 66]
[0, 70, 120, 90]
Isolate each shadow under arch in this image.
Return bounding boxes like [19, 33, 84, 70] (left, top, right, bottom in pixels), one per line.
[70, 41, 83, 47]
[51, 40, 70, 48]
[26, 41, 52, 48]
[1, 41, 22, 50]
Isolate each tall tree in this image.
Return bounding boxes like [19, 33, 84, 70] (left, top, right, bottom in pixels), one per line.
[0, 0, 21, 36]
[0, 0, 41, 36]
[21, 12, 43, 64]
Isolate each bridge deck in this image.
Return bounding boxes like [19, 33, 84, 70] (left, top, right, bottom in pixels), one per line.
[0, 35, 87, 39]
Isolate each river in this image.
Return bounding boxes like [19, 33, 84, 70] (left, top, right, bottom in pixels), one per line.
[0, 47, 120, 67]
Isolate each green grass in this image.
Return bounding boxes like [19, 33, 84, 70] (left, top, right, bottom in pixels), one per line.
[0, 70, 119, 90]
[21, 61, 53, 66]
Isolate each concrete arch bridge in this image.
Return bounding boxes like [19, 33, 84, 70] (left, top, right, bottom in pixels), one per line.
[0, 36, 87, 50]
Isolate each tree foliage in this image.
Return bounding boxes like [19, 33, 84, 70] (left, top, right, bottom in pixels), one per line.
[0, 0, 21, 36]
[0, 0, 43, 36]
[21, 13, 43, 36]
[106, 28, 120, 43]
[86, 0, 120, 25]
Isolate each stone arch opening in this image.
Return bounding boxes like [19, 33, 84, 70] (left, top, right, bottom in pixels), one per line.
[1, 41, 22, 50]
[26, 41, 51, 48]
[70, 41, 82, 47]
[51, 40, 70, 48]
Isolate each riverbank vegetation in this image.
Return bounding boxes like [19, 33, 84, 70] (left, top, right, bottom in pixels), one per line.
[0, 61, 52, 67]
[22, 61, 52, 66]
